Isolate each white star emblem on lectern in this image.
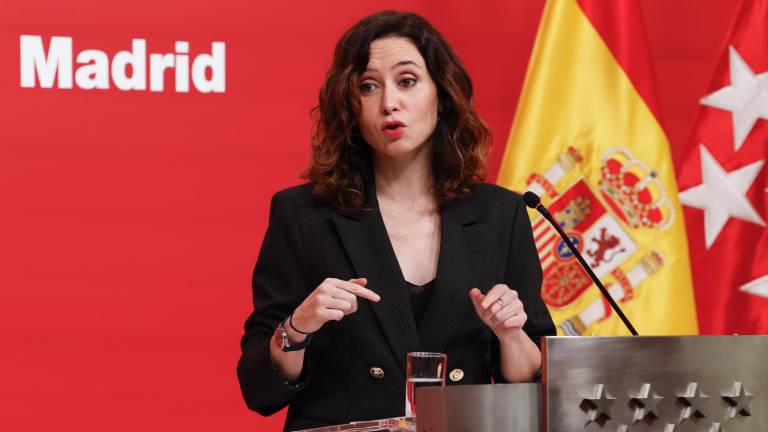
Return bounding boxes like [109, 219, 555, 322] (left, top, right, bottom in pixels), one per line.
[678, 144, 765, 248]
[700, 46, 768, 151]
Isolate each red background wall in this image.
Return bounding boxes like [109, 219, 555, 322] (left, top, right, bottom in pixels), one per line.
[0, 1, 740, 430]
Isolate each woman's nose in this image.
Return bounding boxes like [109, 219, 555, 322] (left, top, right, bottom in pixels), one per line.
[379, 86, 399, 115]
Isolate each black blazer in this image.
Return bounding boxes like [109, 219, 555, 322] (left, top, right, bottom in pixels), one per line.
[237, 181, 555, 431]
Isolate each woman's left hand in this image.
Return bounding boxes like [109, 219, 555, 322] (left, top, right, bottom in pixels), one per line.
[469, 285, 527, 342]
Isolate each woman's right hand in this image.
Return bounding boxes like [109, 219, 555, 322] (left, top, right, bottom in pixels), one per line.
[290, 277, 380, 334]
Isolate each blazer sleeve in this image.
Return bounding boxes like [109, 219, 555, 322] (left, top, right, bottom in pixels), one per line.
[491, 193, 556, 383]
[237, 190, 312, 415]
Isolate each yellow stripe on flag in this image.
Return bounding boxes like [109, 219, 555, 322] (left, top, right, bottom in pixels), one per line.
[498, 0, 698, 335]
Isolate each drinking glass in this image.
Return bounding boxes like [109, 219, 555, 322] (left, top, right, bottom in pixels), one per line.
[404, 352, 446, 417]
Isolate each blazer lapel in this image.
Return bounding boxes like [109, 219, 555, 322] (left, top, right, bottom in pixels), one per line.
[330, 192, 421, 375]
[418, 194, 490, 353]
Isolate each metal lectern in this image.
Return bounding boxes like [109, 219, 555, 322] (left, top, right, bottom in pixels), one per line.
[416, 336, 767, 431]
[298, 336, 767, 431]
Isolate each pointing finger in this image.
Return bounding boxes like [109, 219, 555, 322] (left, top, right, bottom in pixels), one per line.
[337, 279, 380, 302]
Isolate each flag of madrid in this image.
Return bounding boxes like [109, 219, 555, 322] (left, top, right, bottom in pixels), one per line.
[678, 0, 768, 334]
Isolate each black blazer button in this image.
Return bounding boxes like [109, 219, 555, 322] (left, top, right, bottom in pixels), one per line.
[370, 367, 385, 379]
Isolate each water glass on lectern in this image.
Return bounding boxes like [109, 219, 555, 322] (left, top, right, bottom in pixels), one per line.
[404, 352, 446, 417]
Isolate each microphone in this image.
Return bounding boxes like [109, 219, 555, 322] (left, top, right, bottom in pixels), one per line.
[523, 191, 639, 336]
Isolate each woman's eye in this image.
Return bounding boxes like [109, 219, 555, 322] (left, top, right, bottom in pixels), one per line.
[360, 82, 377, 93]
[400, 78, 416, 88]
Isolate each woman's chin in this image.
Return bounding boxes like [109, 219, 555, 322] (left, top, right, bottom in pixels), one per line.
[373, 141, 431, 160]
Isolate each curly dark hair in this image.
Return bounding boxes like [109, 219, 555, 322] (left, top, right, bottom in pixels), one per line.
[303, 10, 492, 213]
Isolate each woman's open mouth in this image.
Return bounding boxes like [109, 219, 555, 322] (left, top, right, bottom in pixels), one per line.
[382, 121, 406, 139]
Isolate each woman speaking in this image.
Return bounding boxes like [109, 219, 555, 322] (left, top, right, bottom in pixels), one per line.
[237, 10, 555, 431]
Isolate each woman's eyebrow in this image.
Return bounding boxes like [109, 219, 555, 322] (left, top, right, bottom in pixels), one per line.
[364, 60, 423, 73]
[390, 60, 421, 70]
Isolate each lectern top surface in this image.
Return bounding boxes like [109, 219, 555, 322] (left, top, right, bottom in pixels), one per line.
[294, 416, 415, 432]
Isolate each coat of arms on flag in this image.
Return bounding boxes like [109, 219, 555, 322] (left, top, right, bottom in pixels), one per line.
[528, 146, 670, 335]
[497, 0, 698, 335]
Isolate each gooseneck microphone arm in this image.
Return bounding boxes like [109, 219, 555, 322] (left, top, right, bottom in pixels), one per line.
[523, 191, 639, 336]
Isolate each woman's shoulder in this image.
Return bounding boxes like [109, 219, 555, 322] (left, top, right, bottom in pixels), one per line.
[269, 182, 327, 213]
[471, 182, 525, 209]
[272, 182, 314, 201]
[446, 183, 526, 225]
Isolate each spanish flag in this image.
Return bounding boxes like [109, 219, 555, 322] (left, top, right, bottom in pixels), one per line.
[498, 0, 698, 335]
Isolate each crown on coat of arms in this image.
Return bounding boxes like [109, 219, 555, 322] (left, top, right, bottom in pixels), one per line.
[559, 146, 583, 171]
[598, 148, 673, 230]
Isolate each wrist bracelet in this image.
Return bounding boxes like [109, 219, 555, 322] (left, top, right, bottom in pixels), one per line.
[289, 314, 311, 335]
[271, 363, 305, 390]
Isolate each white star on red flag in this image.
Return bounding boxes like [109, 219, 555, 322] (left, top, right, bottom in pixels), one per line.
[678, 145, 765, 248]
[700, 46, 768, 151]
[741, 275, 768, 298]
[677, 0, 768, 333]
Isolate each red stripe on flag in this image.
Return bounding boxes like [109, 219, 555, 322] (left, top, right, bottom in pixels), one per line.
[576, 0, 663, 123]
[534, 226, 554, 243]
[536, 234, 557, 253]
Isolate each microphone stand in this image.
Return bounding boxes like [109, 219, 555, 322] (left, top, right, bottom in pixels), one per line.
[523, 192, 639, 336]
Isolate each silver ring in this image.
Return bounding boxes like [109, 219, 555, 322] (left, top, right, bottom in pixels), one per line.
[496, 298, 504, 308]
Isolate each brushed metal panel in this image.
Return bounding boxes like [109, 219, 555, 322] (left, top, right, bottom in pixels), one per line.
[542, 336, 768, 431]
[416, 383, 540, 432]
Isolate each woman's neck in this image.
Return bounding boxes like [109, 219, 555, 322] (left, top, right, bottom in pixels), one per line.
[373, 144, 434, 206]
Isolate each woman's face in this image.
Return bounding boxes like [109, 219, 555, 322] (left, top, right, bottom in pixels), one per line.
[357, 36, 439, 160]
